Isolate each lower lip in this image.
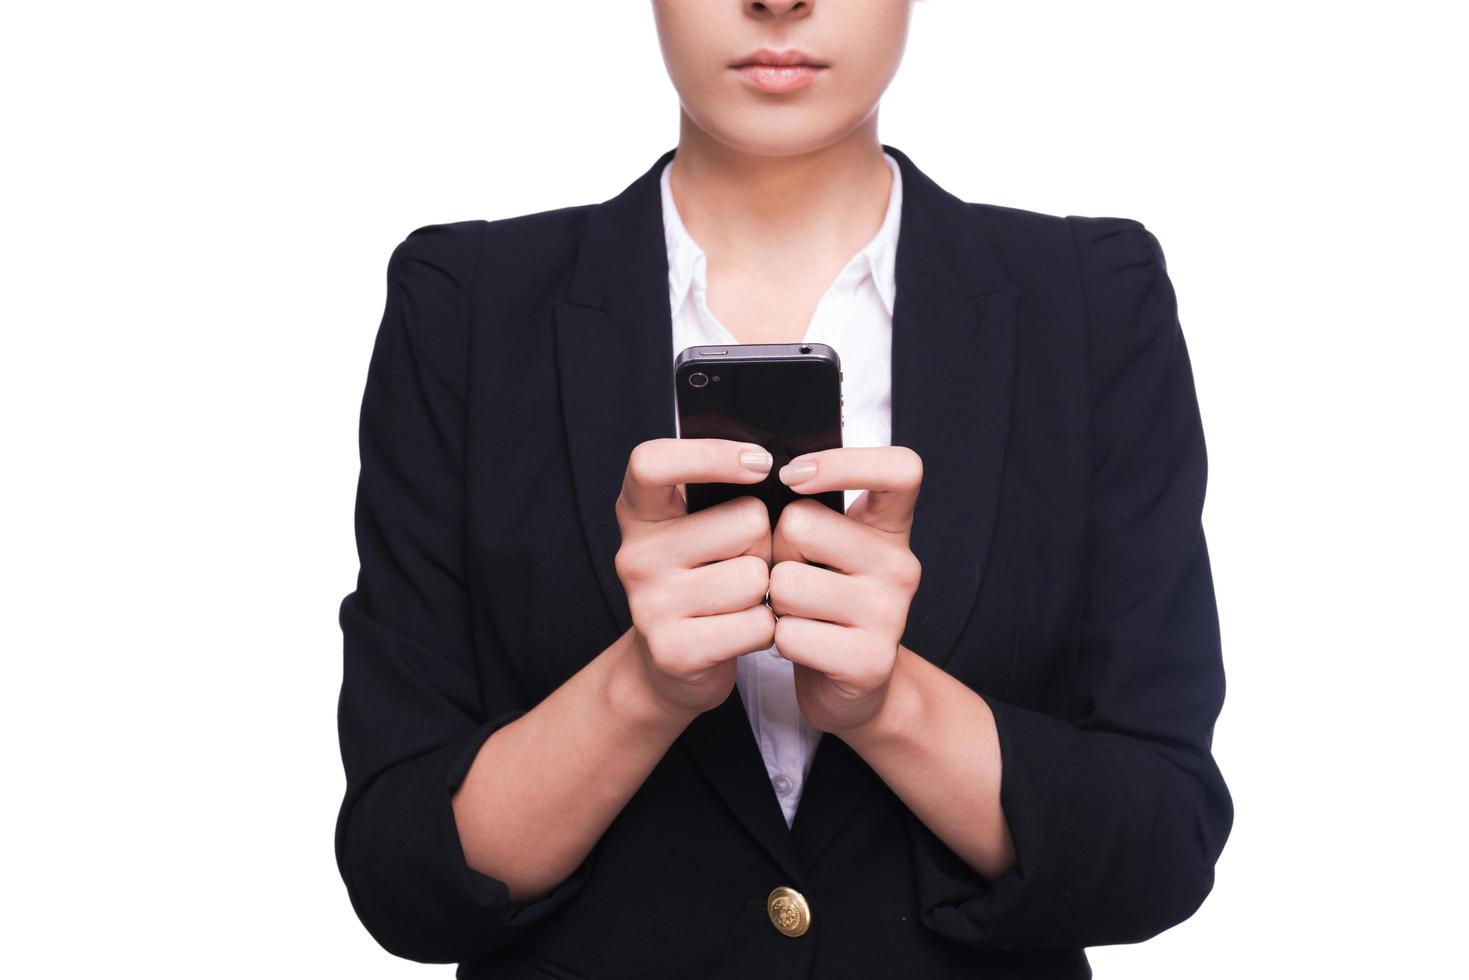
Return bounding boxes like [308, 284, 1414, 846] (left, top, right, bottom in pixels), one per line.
[732, 64, 825, 93]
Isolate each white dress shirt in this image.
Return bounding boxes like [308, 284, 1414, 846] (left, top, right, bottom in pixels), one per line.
[662, 151, 902, 827]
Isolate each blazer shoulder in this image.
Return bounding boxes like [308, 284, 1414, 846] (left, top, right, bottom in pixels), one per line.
[390, 202, 594, 278]
[384, 203, 597, 326]
[966, 200, 1154, 255]
[962, 200, 1166, 291]
[483, 203, 597, 296]
[366, 205, 601, 448]
[386, 218, 486, 284]
[1063, 212, 1163, 273]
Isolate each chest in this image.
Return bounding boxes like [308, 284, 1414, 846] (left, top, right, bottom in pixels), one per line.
[466, 262, 1094, 713]
[698, 260, 855, 347]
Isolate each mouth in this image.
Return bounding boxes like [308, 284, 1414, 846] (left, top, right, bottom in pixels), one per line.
[730, 49, 828, 93]
[729, 48, 829, 69]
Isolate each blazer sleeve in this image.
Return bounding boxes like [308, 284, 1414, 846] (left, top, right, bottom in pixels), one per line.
[908, 217, 1234, 949]
[334, 222, 594, 964]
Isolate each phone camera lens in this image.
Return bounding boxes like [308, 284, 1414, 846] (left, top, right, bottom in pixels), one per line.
[689, 372, 709, 388]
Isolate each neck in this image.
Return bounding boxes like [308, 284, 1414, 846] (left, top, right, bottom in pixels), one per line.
[666, 116, 893, 271]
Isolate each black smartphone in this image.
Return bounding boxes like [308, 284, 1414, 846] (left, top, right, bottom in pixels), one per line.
[674, 342, 844, 527]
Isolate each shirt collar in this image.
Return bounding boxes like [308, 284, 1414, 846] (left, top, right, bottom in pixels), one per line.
[661, 150, 903, 319]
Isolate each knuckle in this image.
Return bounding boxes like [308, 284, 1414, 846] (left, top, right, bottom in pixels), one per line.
[900, 446, 924, 486]
[793, 498, 824, 517]
[775, 500, 810, 542]
[904, 553, 923, 588]
[613, 545, 636, 582]
[769, 560, 799, 602]
[613, 541, 647, 583]
[622, 446, 646, 487]
[740, 496, 770, 539]
[888, 551, 922, 589]
[736, 553, 770, 598]
[626, 442, 655, 485]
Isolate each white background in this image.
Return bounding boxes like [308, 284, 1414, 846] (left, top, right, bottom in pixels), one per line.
[4, 2, 1464, 976]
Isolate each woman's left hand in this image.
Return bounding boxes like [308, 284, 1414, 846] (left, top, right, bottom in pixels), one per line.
[767, 446, 924, 737]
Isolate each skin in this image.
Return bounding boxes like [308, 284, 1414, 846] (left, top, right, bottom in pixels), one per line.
[452, 0, 1013, 905]
[651, 0, 912, 344]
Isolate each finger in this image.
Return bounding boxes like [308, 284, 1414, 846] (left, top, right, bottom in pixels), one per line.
[678, 604, 778, 671]
[661, 554, 770, 619]
[640, 494, 771, 569]
[619, 437, 773, 524]
[767, 559, 887, 627]
[772, 498, 913, 579]
[772, 616, 865, 681]
[778, 446, 922, 536]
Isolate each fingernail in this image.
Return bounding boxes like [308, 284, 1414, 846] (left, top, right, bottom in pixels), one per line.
[780, 458, 817, 485]
[740, 448, 773, 471]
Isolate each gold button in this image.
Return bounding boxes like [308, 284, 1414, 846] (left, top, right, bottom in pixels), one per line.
[766, 885, 812, 937]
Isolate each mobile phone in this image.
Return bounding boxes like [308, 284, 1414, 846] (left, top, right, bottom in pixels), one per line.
[674, 342, 844, 527]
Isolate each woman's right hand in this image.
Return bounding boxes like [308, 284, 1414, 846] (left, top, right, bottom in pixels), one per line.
[613, 437, 778, 719]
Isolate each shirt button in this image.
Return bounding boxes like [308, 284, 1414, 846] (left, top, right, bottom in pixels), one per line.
[772, 773, 795, 796]
[767, 885, 812, 937]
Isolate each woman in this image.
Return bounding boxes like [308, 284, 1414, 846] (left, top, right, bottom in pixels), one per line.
[334, 2, 1233, 977]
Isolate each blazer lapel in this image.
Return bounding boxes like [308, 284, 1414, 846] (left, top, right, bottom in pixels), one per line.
[552, 143, 1018, 881]
[552, 147, 678, 639]
[883, 144, 1018, 675]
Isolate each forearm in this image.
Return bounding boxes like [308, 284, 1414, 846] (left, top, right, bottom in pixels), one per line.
[837, 644, 1016, 880]
[451, 627, 697, 902]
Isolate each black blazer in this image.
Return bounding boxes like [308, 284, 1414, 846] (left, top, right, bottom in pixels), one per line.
[335, 143, 1233, 979]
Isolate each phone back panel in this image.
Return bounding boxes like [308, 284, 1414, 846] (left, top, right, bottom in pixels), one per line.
[674, 343, 844, 526]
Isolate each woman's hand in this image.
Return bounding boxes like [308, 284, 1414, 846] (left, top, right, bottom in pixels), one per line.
[767, 446, 924, 736]
[614, 437, 777, 720]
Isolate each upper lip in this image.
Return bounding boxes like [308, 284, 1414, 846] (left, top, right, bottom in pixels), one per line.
[730, 48, 828, 68]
